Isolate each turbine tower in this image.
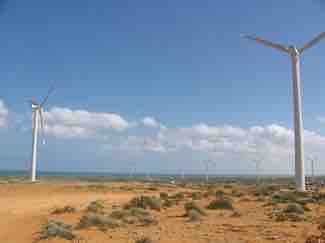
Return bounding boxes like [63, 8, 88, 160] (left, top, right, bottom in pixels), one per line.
[252, 158, 262, 185]
[29, 86, 54, 182]
[308, 156, 316, 183]
[202, 160, 210, 183]
[243, 32, 325, 191]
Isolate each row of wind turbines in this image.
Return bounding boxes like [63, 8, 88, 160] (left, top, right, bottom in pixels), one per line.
[29, 32, 325, 192]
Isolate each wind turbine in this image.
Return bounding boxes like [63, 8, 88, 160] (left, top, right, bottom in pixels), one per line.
[252, 158, 262, 185]
[308, 156, 316, 183]
[29, 86, 54, 182]
[243, 32, 325, 191]
[202, 160, 210, 183]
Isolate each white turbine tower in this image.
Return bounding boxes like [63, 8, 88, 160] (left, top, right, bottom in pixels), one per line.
[308, 156, 316, 183]
[252, 158, 262, 185]
[243, 32, 325, 191]
[29, 86, 54, 182]
[202, 160, 210, 183]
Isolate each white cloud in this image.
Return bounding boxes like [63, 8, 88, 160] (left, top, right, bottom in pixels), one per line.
[142, 116, 166, 130]
[122, 123, 325, 164]
[0, 100, 8, 128]
[44, 107, 131, 138]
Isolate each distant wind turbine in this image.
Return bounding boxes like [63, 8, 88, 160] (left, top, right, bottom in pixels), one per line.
[308, 156, 316, 183]
[202, 160, 210, 183]
[252, 158, 262, 185]
[243, 32, 325, 191]
[29, 86, 54, 182]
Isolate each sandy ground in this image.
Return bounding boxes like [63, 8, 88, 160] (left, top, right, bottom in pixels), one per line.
[0, 180, 323, 243]
[0, 181, 134, 243]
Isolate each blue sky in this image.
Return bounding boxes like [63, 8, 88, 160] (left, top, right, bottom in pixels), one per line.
[1, 0, 325, 175]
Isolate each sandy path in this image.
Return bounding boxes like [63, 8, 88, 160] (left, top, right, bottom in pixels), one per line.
[0, 183, 133, 243]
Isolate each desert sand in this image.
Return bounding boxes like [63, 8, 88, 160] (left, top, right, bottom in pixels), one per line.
[0, 179, 324, 243]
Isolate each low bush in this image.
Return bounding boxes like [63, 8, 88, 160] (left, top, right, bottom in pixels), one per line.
[52, 205, 76, 214]
[38, 220, 75, 240]
[86, 200, 105, 213]
[124, 196, 162, 211]
[170, 192, 185, 200]
[77, 213, 121, 231]
[160, 192, 169, 200]
[138, 215, 158, 226]
[162, 199, 175, 208]
[191, 192, 203, 200]
[184, 201, 206, 216]
[283, 203, 305, 214]
[188, 209, 202, 222]
[135, 237, 154, 243]
[207, 198, 233, 210]
[215, 190, 225, 199]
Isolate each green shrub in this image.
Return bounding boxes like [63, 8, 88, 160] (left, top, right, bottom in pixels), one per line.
[77, 213, 121, 231]
[86, 200, 105, 213]
[284, 203, 304, 214]
[191, 192, 203, 200]
[162, 199, 175, 208]
[272, 192, 297, 204]
[124, 196, 162, 211]
[138, 215, 158, 226]
[215, 190, 225, 199]
[109, 207, 155, 226]
[159, 192, 169, 200]
[52, 205, 76, 214]
[39, 220, 75, 240]
[135, 237, 154, 243]
[184, 201, 206, 216]
[188, 209, 202, 222]
[170, 192, 185, 200]
[207, 198, 233, 210]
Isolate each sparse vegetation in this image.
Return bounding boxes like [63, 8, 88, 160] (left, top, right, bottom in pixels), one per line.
[215, 190, 225, 199]
[109, 207, 157, 226]
[191, 191, 202, 200]
[184, 201, 206, 216]
[124, 196, 162, 211]
[284, 203, 305, 214]
[170, 192, 185, 200]
[188, 209, 202, 221]
[207, 198, 233, 210]
[135, 236, 154, 243]
[138, 215, 158, 226]
[77, 213, 121, 231]
[160, 192, 169, 200]
[38, 220, 76, 240]
[162, 198, 175, 208]
[86, 200, 105, 213]
[52, 205, 76, 214]
[270, 203, 307, 222]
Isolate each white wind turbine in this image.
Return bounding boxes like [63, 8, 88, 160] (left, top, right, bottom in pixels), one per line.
[29, 86, 54, 182]
[243, 32, 325, 191]
[252, 158, 262, 185]
[308, 156, 317, 183]
[202, 160, 211, 183]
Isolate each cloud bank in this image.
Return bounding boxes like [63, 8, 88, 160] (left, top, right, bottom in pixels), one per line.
[0, 100, 8, 128]
[43, 107, 131, 138]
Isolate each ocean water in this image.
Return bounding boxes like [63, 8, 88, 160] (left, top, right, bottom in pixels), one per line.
[0, 170, 293, 178]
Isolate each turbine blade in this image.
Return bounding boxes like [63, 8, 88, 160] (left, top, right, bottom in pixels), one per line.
[40, 85, 55, 107]
[299, 32, 325, 53]
[242, 34, 289, 53]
